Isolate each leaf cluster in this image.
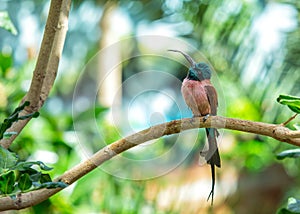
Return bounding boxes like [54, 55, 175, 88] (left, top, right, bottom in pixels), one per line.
[276, 94, 300, 214]
[276, 94, 300, 160]
[277, 94, 300, 214]
[276, 146, 300, 214]
[0, 103, 66, 197]
[0, 101, 39, 140]
[0, 146, 67, 197]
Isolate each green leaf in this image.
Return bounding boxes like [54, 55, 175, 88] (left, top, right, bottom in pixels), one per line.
[277, 94, 300, 114]
[29, 171, 41, 182]
[40, 173, 52, 183]
[0, 171, 15, 194]
[287, 198, 300, 213]
[18, 173, 32, 191]
[18, 112, 40, 120]
[0, 11, 17, 35]
[3, 132, 17, 138]
[277, 94, 300, 101]
[0, 147, 18, 169]
[278, 198, 300, 214]
[0, 101, 39, 140]
[35, 181, 68, 190]
[13, 101, 30, 114]
[276, 149, 300, 160]
[12, 161, 53, 171]
[33, 161, 52, 171]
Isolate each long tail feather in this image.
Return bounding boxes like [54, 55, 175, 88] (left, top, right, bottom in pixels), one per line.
[207, 164, 215, 205]
[205, 128, 221, 205]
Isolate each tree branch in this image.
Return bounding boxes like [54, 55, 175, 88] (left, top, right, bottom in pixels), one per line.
[0, 0, 71, 149]
[286, 130, 300, 138]
[0, 0, 298, 211]
[0, 115, 299, 210]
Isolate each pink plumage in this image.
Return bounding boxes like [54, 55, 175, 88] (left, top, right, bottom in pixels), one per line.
[181, 79, 212, 116]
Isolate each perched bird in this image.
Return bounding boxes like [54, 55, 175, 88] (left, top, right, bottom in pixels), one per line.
[169, 49, 221, 205]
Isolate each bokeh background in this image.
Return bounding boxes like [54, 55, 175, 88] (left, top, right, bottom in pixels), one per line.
[0, 0, 300, 213]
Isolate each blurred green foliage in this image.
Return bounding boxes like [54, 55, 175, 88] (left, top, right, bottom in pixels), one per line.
[0, 0, 299, 213]
[0, 104, 66, 197]
[0, 11, 17, 35]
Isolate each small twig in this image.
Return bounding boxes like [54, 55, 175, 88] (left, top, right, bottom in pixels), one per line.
[281, 113, 298, 126]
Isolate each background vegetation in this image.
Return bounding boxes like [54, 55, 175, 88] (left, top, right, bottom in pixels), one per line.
[0, 0, 299, 213]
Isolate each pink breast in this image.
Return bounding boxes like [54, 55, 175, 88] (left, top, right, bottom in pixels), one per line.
[181, 79, 210, 116]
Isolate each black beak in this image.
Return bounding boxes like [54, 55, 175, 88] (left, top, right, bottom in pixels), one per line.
[168, 49, 196, 67]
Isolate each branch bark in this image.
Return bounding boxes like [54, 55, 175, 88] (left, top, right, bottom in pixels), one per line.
[0, 115, 299, 210]
[0, 0, 71, 149]
[0, 0, 299, 210]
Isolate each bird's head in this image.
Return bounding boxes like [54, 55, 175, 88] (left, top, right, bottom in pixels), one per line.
[168, 49, 212, 81]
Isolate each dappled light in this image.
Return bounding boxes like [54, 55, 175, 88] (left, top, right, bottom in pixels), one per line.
[0, 0, 299, 213]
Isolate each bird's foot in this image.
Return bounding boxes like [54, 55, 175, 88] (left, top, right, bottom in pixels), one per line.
[203, 114, 210, 122]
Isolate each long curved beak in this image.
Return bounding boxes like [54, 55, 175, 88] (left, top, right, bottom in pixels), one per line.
[168, 49, 196, 67]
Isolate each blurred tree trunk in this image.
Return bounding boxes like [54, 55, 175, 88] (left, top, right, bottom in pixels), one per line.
[228, 164, 294, 214]
[98, 1, 122, 111]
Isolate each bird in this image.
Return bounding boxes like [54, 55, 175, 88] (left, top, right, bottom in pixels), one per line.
[169, 49, 221, 205]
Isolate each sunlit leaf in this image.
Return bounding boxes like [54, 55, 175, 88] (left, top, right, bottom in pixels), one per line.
[276, 149, 300, 160]
[0, 171, 15, 194]
[0, 11, 17, 35]
[0, 147, 17, 169]
[277, 94, 300, 114]
[18, 173, 32, 191]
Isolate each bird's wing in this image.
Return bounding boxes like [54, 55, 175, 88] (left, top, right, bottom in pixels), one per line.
[204, 85, 218, 116]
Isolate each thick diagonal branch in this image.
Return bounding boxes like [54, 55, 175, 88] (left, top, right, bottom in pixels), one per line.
[0, 0, 71, 149]
[0, 115, 299, 211]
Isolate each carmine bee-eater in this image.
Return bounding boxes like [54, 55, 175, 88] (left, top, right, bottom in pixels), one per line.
[169, 50, 221, 205]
